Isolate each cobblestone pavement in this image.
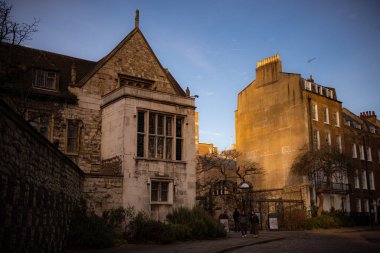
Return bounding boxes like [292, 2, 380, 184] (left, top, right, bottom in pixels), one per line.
[64, 227, 380, 253]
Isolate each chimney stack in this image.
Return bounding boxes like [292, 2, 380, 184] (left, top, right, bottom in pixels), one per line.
[135, 9, 139, 28]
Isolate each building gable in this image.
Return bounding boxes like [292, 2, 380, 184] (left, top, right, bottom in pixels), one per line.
[78, 28, 186, 97]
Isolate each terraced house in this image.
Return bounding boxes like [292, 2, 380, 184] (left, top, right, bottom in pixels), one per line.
[235, 54, 379, 224]
[0, 11, 196, 220]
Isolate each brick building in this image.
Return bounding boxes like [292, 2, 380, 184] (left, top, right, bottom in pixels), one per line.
[0, 11, 196, 220]
[235, 54, 379, 222]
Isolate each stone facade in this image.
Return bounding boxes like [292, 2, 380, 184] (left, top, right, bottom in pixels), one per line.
[0, 15, 196, 219]
[235, 54, 379, 220]
[0, 100, 84, 253]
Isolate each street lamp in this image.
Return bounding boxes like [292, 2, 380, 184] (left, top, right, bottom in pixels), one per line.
[239, 181, 252, 214]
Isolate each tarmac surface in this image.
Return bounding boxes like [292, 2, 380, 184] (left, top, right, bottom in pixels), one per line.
[64, 226, 380, 253]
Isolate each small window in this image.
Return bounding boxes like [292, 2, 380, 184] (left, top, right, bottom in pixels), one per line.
[369, 171, 375, 190]
[363, 199, 369, 212]
[311, 102, 318, 121]
[354, 170, 359, 189]
[333, 111, 340, 127]
[355, 198, 361, 212]
[361, 170, 367, 189]
[369, 126, 376, 134]
[34, 69, 58, 90]
[359, 145, 364, 160]
[27, 111, 51, 140]
[323, 106, 329, 124]
[367, 147, 372, 162]
[313, 129, 320, 150]
[66, 119, 79, 154]
[336, 135, 342, 153]
[352, 144, 357, 158]
[304, 80, 311, 91]
[150, 180, 172, 203]
[325, 132, 331, 147]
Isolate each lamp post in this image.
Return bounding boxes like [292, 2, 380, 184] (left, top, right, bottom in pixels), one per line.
[239, 181, 252, 214]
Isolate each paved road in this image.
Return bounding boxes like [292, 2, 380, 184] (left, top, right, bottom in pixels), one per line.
[228, 228, 380, 253]
[65, 227, 380, 253]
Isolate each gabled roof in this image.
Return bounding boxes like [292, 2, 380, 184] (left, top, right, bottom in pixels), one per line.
[76, 27, 186, 97]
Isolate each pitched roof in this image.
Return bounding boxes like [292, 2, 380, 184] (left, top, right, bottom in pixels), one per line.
[76, 27, 186, 97]
[0, 42, 96, 101]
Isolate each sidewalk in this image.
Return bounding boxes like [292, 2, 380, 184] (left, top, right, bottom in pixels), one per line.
[64, 231, 285, 253]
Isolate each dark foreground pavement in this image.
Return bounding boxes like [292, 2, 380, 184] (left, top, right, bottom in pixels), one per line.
[64, 226, 380, 253]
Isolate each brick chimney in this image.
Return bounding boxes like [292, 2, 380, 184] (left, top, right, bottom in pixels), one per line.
[360, 111, 377, 123]
[256, 54, 282, 85]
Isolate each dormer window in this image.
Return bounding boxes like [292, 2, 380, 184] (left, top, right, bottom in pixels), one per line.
[34, 69, 58, 90]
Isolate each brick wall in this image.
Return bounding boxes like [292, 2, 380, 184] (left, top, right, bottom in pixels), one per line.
[0, 100, 84, 253]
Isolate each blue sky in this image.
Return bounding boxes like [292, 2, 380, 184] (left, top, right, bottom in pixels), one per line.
[8, 0, 380, 150]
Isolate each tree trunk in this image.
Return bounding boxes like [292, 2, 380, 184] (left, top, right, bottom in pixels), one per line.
[317, 192, 324, 216]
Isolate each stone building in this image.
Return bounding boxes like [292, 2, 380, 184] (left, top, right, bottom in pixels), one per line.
[235, 54, 379, 221]
[342, 109, 380, 223]
[0, 11, 196, 220]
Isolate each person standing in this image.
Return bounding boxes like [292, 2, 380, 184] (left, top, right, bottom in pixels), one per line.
[249, 211, 259, 238]
[233, 208, 240, 232]
[240, 210, 248, 237]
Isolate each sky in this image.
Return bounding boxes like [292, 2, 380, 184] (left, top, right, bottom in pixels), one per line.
[7, 0, 380, 150]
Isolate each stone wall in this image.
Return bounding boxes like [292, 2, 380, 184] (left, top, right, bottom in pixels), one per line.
[0, 100, 84, 253]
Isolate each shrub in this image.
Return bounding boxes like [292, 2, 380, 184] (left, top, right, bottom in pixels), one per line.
[299, 212, 356, 230]
[126, 212, 176, 244]
[67, 201, 115, 249]
[167, 207, 226, 239]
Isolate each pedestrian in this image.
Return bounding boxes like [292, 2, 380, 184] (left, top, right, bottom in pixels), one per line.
[240, 210, 248, 237]
[219, 210, 229, 232]
[233, 208, 240, 232]
[249, 211, 259, 238]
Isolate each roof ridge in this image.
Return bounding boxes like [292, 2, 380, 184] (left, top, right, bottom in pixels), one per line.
[0, 42, 96, 63]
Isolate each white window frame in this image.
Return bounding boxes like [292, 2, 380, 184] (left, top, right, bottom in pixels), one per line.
[352, 143, 357, 158]
[325, 131, 331, 148]
[150, 179, 174, 204]
[367, 147, 372, 162]
[313, 129, 320, 150]
[336, 135, 342, 153]
[359, 145, 365, 160]
[323, 106, 329, 124]
[304, 80, 311, 91]
[361, 170, 367, 189]
[334, 111, 340, 127]
[354, 170, 360, 189]
[369, 171, 375, 190]
[311, 102, 318, 121]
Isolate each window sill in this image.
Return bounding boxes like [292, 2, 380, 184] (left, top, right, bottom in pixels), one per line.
[150, 202, 173, 205]
[66, 152, 79, 156]
[135, 157, 187, 164]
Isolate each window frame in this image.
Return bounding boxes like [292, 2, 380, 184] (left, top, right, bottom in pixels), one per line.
[66, 119, 80, 155]
[352, 143, 357, 158]
[313, 129, 320, 150]
[26, 110, 52, 140]
[323, 106, 329, 124]
[150, 179, 174, 204]
[34, 69, 59, 91]
[136, 109, 185, 161]
[311, 102, 318, 121]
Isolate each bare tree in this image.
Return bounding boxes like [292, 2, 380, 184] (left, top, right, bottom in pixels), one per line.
[291, 146, 354, 216]
[197, 150, 263, 194]
[0, 0, 39, 45]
